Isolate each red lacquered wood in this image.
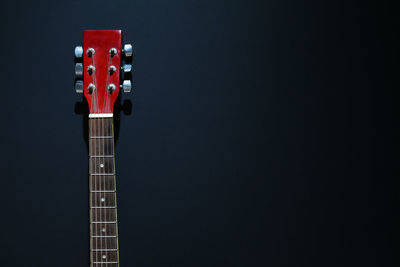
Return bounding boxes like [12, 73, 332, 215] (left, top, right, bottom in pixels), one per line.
[83, 30, 122, 114]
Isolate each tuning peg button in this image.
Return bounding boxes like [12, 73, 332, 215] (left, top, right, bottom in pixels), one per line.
[123, 44, 133, 57]
[75, 46, 83, 58]
[121, 80, 131, 93]
[75, 63, 83, 77]
[122, 64, 132, 74]
[75, 80, 83, 93]
[108, 84, 116, 93]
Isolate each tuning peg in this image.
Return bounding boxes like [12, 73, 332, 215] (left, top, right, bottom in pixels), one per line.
[74, 46, 83, 58]
[108, 84, 116, 94]
[121, 64, 132, 74]
[75, 80, 83, 93]
[121, 80, 131, 93]
[123, 44, 133, 57]
[75, 63, 83, 77]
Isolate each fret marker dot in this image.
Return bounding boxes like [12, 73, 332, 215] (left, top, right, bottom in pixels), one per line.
[102, 228, 106, 232]
[102, 255, 107, 259]
[100, 163, 104, 168]
[101, 197, 105, 202]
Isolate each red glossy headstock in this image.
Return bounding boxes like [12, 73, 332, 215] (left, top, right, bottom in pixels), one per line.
[75, 30, 132, 115]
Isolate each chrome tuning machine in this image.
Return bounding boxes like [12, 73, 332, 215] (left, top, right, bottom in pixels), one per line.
[122, 44, 133, 57]
[74, 46, 84, 94]
[120, 80, 132, 93]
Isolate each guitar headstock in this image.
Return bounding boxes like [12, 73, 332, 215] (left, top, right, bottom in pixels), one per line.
[74, 30, 132, 115]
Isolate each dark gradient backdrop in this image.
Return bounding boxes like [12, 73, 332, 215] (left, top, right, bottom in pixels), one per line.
[0, 0, 397, 266]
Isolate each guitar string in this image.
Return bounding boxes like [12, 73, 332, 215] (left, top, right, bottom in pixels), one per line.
[111, 119, 116, 264]
[95, 119, 99, 265]
[103, 54, 110, 116]
[104, 52, 111, 265]
[89, 118, 93, 265]
[104, 121, 108, 265]
[111, 50, 118, 265]
[97, 50, 109, 265]
[103, 48, 115, 265]
[88, 51, 94, 265]
[95, 53, 106, 265]
[102, 50, 111, 265]
[91, 51, 100, 265]
[101, 117, 105, 265]
[114, 50, 119, 264]
[108, 119, 112, 265]
[99, 64, 104, 265]
[109, 118, 113, 265]
[92, 53, 97, 266]
[107, 48, 118, 263]
[104, 49, 118, 264]
[109, 51, 117, 264]
[104, 120, 107, 266]
[91, 118, 97, 265]
[97, 117, 101, 264]
[93, 117, 97, 264]
[105, 46, 113, 114]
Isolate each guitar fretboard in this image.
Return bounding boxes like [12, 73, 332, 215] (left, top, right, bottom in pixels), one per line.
[89, 117, 119, 267]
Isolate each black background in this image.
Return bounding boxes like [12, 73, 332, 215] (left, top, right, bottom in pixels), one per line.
[0, 0, 397, 266]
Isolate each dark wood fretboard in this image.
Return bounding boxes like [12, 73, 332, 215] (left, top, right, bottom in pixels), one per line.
[89, 117, 119, 267]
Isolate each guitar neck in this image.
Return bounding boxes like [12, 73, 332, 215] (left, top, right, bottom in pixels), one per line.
[89, 117, 120, 266]
[74, 29, 132, 266]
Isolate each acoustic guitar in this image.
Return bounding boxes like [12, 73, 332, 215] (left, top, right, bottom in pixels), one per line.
[74, 30, 132, 266]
